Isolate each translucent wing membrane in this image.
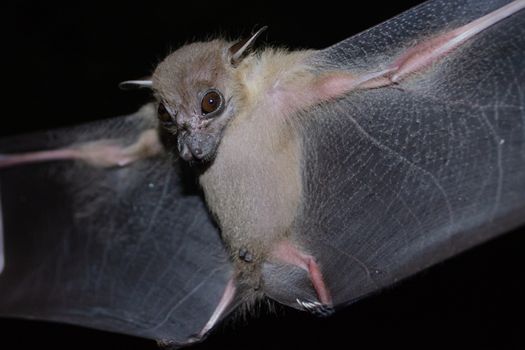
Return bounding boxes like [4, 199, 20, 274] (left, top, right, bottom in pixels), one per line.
[0, 108, 233, 345]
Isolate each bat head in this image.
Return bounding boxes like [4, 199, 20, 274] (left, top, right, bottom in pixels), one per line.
[147, 28, 267, 163]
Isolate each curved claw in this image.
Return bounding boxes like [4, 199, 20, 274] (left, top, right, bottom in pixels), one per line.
[296, 298, 335, 318]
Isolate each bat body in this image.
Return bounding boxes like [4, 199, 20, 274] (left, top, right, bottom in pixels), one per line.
[1, 0, 524, 347]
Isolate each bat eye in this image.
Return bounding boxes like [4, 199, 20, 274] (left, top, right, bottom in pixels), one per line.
[201, 89, 224, 116]
[158, 102, 176, 127]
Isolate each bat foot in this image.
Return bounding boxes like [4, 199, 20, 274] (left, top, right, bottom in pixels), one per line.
[296, 298, 334, 317]
[270, 240, 333, 306]
[196, 277, 236, 339]
[157, 337, 201, 349]
[157, 339, 181, 349]
[185, 334, 206, 345]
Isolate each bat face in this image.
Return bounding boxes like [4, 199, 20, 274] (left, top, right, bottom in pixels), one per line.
[152, 40, 238, 163]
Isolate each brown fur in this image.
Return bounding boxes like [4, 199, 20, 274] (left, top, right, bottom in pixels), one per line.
[151, 38, 329, 301]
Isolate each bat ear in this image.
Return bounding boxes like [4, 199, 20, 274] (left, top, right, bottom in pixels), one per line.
[229, 26, 268, 66]
[118, 80, 153, 90]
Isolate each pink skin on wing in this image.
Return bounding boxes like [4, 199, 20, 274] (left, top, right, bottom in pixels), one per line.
[0, 129, 162, 169]
[316, 0, 525, 94]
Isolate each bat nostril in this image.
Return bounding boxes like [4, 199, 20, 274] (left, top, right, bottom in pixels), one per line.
[179, 143, 194, 161]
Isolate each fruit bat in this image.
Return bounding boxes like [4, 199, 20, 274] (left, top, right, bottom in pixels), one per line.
[1, 0, 525, 347]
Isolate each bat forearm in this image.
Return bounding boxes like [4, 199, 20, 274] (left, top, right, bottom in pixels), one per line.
[314, 0, 525, 97]
[74, 128, 164, 167]
[389, 0, 525, 84]
[0, 128, 164, 169]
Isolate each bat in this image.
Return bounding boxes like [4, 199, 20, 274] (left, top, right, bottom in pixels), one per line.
[1, 0, 524, 347]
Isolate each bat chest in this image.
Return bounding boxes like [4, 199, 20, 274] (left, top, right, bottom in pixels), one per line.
[199, 114, 303, 288]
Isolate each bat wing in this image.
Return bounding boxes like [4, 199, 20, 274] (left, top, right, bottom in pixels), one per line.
[0, 106, 233, 345]
[267, 0, 525, 310]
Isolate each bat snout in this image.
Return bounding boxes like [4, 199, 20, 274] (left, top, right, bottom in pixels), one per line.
[178, 141, 204, 162]
[178, 133, 217, 163]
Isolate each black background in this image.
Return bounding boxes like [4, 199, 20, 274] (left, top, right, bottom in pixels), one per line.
[3, 1, 524, 349]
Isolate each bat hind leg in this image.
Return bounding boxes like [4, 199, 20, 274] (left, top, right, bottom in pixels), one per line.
[270, 240, 333, 312]
[193, 277, 236, 340]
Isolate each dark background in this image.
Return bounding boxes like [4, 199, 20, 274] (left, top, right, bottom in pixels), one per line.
[3, 1, 524, 349]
